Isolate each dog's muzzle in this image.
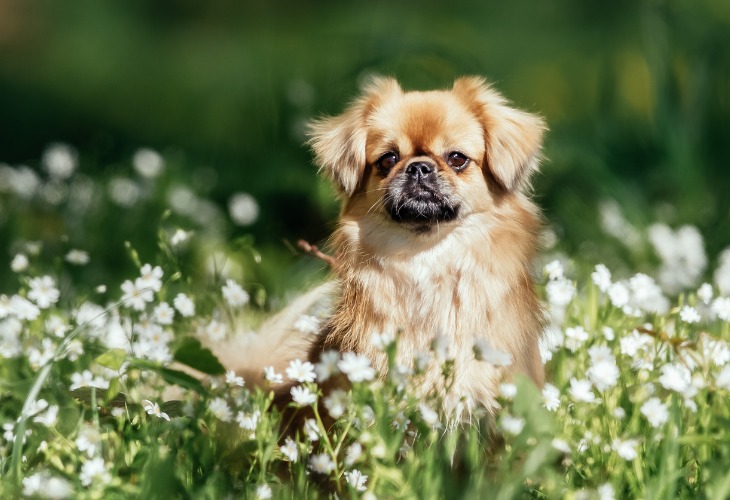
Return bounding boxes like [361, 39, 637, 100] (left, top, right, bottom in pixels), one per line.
[385, 160, 459, 225]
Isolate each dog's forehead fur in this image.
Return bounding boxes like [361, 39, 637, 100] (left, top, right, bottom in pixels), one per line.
[365, 90, 485, 161]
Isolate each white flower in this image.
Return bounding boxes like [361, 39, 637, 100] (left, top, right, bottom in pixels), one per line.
[587, 344, 612, 363]
[294, 314, 320, 335]
[715, 365, 730, 390]
[143, 399, 170, 421]
[473, 338, 513, 366]
[33, 404, 59, 427]
[628, 273, 670, 315]
[170, 228, 193, 247]
[76, 426, 102, 457]
[290, 385, 317, 406]
[173, 293, 195, 317]
[208, 397, 232, 422]
[263, 366, 283, 384]
[613, 407, 626, 420]
[10, 295, 41, 321]
[499, 383, 518, 400]
[392, 411, 410, 430]
[551, 438, 571, 453]
[546, 278, 576, 307]
[345, 442, 363, 466]
[255, 484, 272, 500]
[45, 314, 69, 338]
[228, 192, 260, 226]
[323, 389, 349, 419]
[345, 469, 368, 492]
[658, 363, 694, 397]
[338, 352, 376, 382]
[121, 280, 153, 311]
[204, 319, 226, 342]
[640, 397, 669, 428]
[611, 438, 639, 461]
[136, 321, 172, 346]
[303, 418, 320, 441]
[286, 358, 317, 383]
[11, 254, 29, 273]
[314, 350, 340, 381]
[419, 403, 441, 428]
[280, 437, 298, 462]
[27, 276, 60, 309]
[702, 337, 730, 367]
[538, 326, 564, 363]
[28, 338, 56, 368]
[22, 471, 74, 499]
[544, 259, 564, 280]
[371, 331, 396, 351]
[4, 165, 39, 198]
[69, 370, 109, 391]
[152, 302, 175, 325]
[138, 264, 163, 292]
[222, 279, 250, 307]
[679, 305, 701, 324]
[542, 383, 561, 411]
[602, 326, 615, 341]
[309, 453, 335, 474]
[697, 283, 714, 304]
[564, 326, 589, 352]
[499, 414, 525, 435]
[592, 264, 612, 292]
[587, 358, 620, 391]
[80, 457, 111, 487]
[236, 410, 260, 431]
[0, 317, 22, 357]
[65, 249, 90, 265]
[225, 370, 245, 387]
[608, 282, 630, 308]
[569, 378, 597, 403]
[619, 329, 653, 358]
[598, 483, 616, 500]
[712, 297, 730, 322]
[133, 148, 165, 178]
[649, 224, 707, 294]
[43, 143, 77, 180]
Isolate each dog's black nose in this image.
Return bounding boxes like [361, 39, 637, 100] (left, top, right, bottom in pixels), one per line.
[405, 161, 435, 179]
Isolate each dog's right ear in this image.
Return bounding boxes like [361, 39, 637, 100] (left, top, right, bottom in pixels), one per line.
[307, 77, 401, 196]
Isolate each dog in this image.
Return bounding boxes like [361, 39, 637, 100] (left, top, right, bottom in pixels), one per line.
[215, 76, 546, 416]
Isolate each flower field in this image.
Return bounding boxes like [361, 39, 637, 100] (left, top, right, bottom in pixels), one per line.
[2, 146, 730, 499]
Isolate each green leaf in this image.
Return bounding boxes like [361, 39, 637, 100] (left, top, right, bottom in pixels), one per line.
[160, 400, 185, 417]
[173, 337, 225, 376]
[95, 349, 128, 371]
[131, 359, 206, 394]
[71, 387, 128, 408]
[105, 378, 121, 403]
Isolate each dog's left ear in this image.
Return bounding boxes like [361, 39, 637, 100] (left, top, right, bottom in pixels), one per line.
[307, 77, 402, 196]
[452, 77, 546, 192]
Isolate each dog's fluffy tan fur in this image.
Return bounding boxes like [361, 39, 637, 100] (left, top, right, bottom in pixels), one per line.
[218, 76, 546, 414]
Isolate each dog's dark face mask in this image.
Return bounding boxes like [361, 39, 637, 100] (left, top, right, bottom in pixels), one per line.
[383, 157, 460, 229]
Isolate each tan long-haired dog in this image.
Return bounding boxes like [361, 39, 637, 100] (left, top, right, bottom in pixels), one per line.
[216, 76, 546, 415]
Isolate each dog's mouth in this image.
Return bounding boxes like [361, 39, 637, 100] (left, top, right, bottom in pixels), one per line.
[385, 186, 460, 229]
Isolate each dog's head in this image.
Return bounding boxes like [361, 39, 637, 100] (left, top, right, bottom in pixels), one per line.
[307, 76, 545, 233]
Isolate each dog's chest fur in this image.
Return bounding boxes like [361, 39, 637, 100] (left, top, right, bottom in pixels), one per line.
[320, 206, 544, 412]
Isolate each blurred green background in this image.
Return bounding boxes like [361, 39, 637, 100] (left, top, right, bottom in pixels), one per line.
[1, 0, 729, 299]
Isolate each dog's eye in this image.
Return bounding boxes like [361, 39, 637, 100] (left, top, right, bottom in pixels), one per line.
[376, 152, 399, 171]
[447, 152, 469, 171]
